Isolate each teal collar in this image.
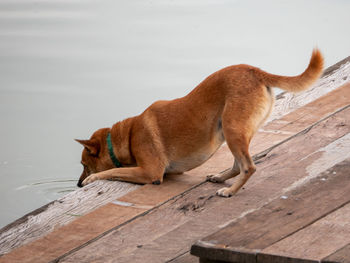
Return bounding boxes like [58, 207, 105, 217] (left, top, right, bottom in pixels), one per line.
[107, 133, 122, 168]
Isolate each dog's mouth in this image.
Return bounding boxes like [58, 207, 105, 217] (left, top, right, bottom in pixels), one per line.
[77, 180, 83, 188]
[77, 169, 90, 188]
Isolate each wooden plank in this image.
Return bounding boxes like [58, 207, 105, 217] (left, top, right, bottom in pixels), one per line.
[0, 180, 139, 255]
[322, 243, 350, 263]
[260, 202, 350, 262]
[191, 158, 350, 262]
[56, 106, 350, 262]
[322, 56, 350, 77]
[117, 172, 203, 206]
[0, 203, 146, 263]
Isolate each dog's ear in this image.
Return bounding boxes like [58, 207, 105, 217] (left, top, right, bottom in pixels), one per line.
[75, 139, 100, 156]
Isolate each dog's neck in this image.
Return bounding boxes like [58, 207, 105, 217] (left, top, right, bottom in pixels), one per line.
[110, 117, 136, 165]
[107, 132, 122, 167]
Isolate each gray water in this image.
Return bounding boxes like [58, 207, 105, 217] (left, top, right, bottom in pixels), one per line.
[0, 0, 349, 228]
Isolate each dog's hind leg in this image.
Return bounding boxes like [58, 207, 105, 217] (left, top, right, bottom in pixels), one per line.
[216, 135, 256, 197]
[216, 150, 256, 197]
[215, 106, 257, 197]
[207, 159, 240, 183]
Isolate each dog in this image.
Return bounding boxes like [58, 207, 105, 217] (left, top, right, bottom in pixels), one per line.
[76, 49, 323, 197]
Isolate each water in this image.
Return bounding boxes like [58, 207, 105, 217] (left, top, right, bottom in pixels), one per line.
[0, 0, 349, 228]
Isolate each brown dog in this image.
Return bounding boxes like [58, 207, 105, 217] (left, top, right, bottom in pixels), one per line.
[76, 49, 323, 197]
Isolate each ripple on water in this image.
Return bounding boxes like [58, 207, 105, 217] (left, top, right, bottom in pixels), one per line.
[15, 179, 77, 201]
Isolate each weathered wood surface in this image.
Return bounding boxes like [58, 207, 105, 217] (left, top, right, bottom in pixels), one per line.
[0, 57, 349, 258]
[261, 201, 350, 262]
[191, 158, 350, 263]
[42, 101, 349, 262]
[0, 181, 139, 255]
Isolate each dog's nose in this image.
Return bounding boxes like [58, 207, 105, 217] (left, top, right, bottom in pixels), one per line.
[77, 181, 83, 187]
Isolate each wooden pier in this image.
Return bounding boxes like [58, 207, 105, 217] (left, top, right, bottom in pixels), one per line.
[0, 57, 349, 263]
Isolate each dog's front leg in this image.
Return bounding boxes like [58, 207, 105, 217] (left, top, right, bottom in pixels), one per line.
[82, 166, 164, 186]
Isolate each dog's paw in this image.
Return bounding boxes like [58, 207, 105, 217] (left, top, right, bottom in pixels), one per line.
[82, 174, 99, 186]
[207, 174, 224, 183]
[216, 187, 233, 197]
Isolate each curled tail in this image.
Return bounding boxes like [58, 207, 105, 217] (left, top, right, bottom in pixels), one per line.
[256, 49, 324, 92]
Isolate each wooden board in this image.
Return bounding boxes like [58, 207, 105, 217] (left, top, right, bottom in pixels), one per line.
[260, 201, 350, 262]
[51, 102, 350, 262]
[0, 180, 139, 255]
[0, 203, 147, 263]
[191, 158, 350, 263]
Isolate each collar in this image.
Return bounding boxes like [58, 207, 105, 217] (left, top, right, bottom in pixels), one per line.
[107, 132, 122, 168]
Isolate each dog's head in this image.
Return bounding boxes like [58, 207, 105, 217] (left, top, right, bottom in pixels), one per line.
[76, 128, 112, 187]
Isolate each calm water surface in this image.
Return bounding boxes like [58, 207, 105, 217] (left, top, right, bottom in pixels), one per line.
[0, 0, 349, 227]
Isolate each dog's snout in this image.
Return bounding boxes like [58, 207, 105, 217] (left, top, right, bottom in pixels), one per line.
[77, 169, 89, 187]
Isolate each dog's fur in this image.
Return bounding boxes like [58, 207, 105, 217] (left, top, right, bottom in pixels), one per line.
[77, 49, 323, 197]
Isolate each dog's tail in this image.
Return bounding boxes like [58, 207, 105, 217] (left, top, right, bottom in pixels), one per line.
[256, 49, 324, 92]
